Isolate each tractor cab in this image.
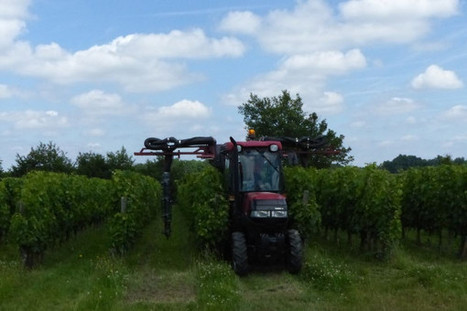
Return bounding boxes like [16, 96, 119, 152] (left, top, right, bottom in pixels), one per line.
[223, 140, 283, 193]
[222, 140, 287, 223]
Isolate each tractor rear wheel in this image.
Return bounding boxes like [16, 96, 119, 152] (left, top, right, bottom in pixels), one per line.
[232, 231, 249, 276]
[287, 229, 303, 274]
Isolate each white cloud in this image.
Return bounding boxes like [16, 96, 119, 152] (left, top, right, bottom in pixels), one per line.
[375, 97, 420, 115]
[306, 91, 344, 114]
[0, 84, 13, 98]
[350, 120, 366, 128]
[442, 105, 467, 121]
[281, 49, 366, 75]
[405, 116, 417, 124]
[339, 0, 458, 21]
[141, 99, 212, 135]
[218, 11, 261, 34]
[86, 142, 102, 149]
[225, 49, 365, 113]
[107, 30, 245, 59]
[411, 65, 463, 89]
[86, 128, 106, 137]
[71, 90, 129, 116]
[401, 134, 418, 141]
[378, 140, 394, 147]
[0, 109, 68, 130]
[219, 0, 460, 54]
[157, 99, 211, 118]
[0, 0, 30, 49]
[0, 25, 245, 92]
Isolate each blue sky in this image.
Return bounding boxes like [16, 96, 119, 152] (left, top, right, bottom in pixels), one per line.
[1, 0, 466, 169]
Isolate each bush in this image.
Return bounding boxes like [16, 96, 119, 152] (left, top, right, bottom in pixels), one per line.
[177, 166, 229, 249]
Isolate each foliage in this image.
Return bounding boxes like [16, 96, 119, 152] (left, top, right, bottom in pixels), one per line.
[283, 166, 321, 238]
[10, 141, 74, 177]
[353, 165, 402, 258]
[7, 171, 115, 267]
[75, 151, 110, 179]
[381, 154, 467, 173]
[288, 165, 402, 259]
[177, 166, 229, 249]
[400, 164, 467, 259]
[133, 158, 164, 180]
[106, 146, 135, 172]
[0, 178, 23, 243]
[238, 90, 353, 167]
[109, 170, 161, 255]
[0, 181, 10, 241]
[76, 147, 137, 179]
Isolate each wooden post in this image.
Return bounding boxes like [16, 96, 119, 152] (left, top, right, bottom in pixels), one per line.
[121, 197, 127, 213]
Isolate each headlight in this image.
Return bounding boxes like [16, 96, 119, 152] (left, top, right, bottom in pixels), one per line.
[250, 210, 270, 218]
[269, 144, 279, 152]
[271, 210, 287, 218]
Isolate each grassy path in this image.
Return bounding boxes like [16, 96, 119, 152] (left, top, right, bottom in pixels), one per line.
[1, 208, 467, 310]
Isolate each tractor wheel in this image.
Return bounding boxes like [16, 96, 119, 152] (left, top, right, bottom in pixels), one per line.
[231, 231, 249, 276]
[287, 229, 303, 274]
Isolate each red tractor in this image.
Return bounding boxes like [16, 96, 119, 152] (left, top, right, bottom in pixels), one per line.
[135, 132, 332, 275]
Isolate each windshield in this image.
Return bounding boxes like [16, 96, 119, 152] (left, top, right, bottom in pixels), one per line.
[238, 149, 281, 192]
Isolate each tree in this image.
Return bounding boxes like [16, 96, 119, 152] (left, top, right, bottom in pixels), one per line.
[134, 158, 164, 180]
[11, 141, 74, 177]
[106, 146, 135, 172]
[381, 154, 427, 173]
[76, 152, 110, 179]
[238, 90, 353, 167]
[380, 154, 466, 173]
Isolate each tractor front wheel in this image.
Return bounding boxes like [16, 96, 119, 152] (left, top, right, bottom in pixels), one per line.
[231, 231, 249, 276]
[287, 229, 303, 274]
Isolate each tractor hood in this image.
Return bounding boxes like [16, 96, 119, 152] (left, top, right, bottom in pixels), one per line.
[243, 192, 288, 218]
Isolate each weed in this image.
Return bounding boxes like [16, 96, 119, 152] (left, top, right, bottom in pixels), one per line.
[300, 254, 354, 292]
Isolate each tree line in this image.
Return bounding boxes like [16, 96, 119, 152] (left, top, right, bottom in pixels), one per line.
[0, 91, 463, 177]
[0, 141, 208, 182]
[380, 154, 466, 173]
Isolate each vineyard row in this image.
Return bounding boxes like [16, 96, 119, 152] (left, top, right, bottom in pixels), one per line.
[0, 170, 161, 267]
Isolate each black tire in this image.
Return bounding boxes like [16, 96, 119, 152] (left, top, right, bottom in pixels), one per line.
[231, 232, 249, 276]
[287, 229, 303, 274]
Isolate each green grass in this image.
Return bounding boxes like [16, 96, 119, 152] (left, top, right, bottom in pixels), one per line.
[1, 212, 466, 310]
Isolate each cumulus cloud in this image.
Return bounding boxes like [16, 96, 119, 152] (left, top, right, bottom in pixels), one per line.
[219, 0, 460, 54]
[218, 11, 261, 34]
[71, 90, 129, 116]
[142, 99, 212, 135]
[375, 97, 420, 115]
[220, 0, 458, 115]
[339, 0, 458, 21]
[306, 91, 345, 114]
[224, 49, 365, 114]
[85, 128, 106, 137]
[401, 134, 418, 141]
[0, 84, 14, 98]
[157, 99, 211, 118]
[0, 17, 245, 92]
[0, 0, 30, 49]
[282, 49, 366, 75]
[411, 65, 463, 89]
[442, 105, 467, 121]
[0, 110, 68, 130]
